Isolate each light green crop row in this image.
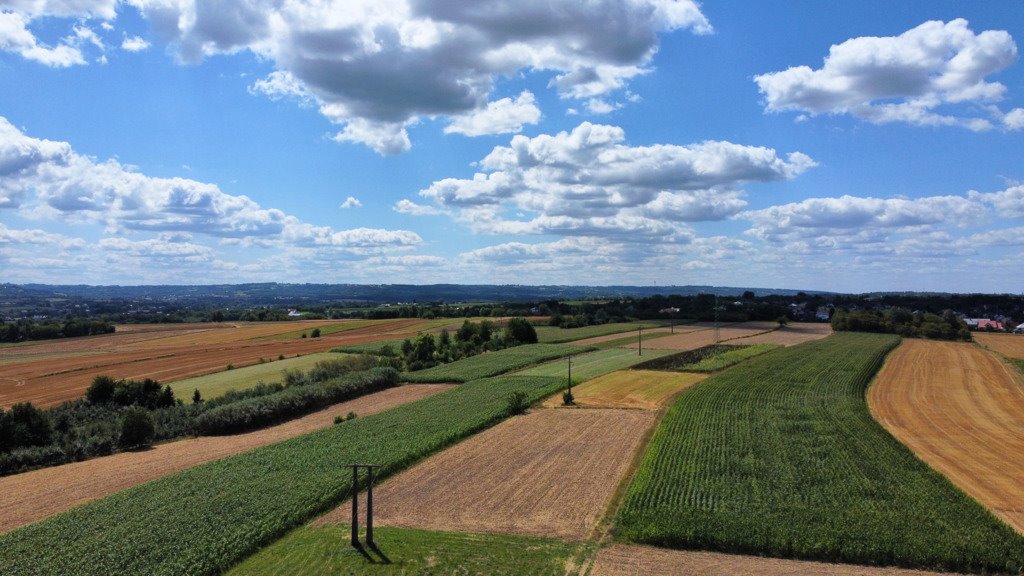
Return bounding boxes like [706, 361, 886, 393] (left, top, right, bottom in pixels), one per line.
[401, 343, 593, 383]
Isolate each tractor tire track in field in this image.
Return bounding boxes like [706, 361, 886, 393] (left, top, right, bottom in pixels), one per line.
[869, 339, 1024, 534]
[0, 384, 453, 534]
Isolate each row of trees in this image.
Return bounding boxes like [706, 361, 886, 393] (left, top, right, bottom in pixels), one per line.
[0, 320, 115, 343]
[830, 308, 971, 341]
[384, 318, 538, 371]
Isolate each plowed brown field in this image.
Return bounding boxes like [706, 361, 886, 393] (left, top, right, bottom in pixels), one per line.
[591, 544, 961, 576]
[0, 319, 429, 408]
[622, 322, 777, 351]
[869, 340, 1024, 534]
[0, 384, 453, 534]
[975, 332, 1024, 359]
[314, 408, 656, 540]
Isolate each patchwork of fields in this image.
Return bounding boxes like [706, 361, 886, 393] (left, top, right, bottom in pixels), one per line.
[4, 318, 1024, 575]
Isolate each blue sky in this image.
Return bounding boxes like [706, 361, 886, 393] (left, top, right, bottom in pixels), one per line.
[0, 1, 1022, 293]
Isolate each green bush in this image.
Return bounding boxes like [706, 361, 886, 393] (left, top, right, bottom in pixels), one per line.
[118, 407, 155, 450]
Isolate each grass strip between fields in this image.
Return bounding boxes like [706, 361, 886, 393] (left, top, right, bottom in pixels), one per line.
[0, 375, 567, 576]
[615, 333, 1024, 574]
[534, 323, 654, 344]
[228, 526, 587, 576]
[401, 343, 594, 383]
[168, 352, 349, 402]
[516, 347, 676, 382]
[334, 337, 410, 354]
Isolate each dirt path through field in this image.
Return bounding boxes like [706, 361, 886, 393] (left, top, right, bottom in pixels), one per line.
[590, 544, 962, 575]
[869, 340, 1024, 534]
[0, 384, 453, 534]
[314, 408, 656, 540]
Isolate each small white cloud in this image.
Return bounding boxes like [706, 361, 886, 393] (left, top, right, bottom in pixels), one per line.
[393, 199, 442, 216]
[121, 36, 151, 52]
[1004, 108, 1024, 130]
[585, 98, 622, 115]
[444, 91, 541, 137]
[340, 196, 362, 209]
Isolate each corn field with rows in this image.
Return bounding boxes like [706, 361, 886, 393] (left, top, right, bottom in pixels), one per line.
[616, 332, 1024, 574]
[0, 375, 565, 576]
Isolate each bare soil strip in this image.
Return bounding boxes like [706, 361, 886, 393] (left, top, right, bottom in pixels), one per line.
[541, 370, 705, 410]
[975, 332, 1024, 359]
[314, 408, 656, 540]
[590, 544, 962, 576]
[0, 384, 453, 534]
[869, 339, 1024, 534]
[621, 321, 777, 351]
[572, 327, 690, 346]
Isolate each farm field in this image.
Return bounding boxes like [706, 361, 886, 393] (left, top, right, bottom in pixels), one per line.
[0, 318, 430, 408]
[401, 343, 592, 383]
[534, 322, 656, 344]
[0, 384, 453, 534]
[975, 332, 1024, 358]
[517, 347, 676, 382]
[541, 370, 705, 410]
[616, 333, 1024, 573]
[621, 321, 778, 351]
[168, 352, 349, 401]
[314, 408, 656, 540]
[869, 340, 1024, 534]
[0, 375, 566, 575]
[230, 526, 586, 576]
[591, 544, 960, 576]
[730, 322, 833, 346]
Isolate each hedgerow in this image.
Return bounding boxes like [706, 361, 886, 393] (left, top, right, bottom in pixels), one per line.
[615, 333, 1024, 574]
[194, 367, 399, 434]
[0, 374, 565, 576]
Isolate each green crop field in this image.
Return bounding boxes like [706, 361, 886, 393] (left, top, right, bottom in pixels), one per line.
[168, 352, 349, 401]
[616, 333, 1024, 574]
[677, 343, 778, 371]
[401, 343, 593, 383]
[517, 347, 676, 382]
[333, 337, 410, 354]
[632, 344, 779, 373]
[0, 374, 565, 576]
[534, 323, 653, 343]
[229, 526, 586, 576]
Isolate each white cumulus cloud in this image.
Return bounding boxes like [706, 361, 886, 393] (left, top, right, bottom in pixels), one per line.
[445, 91, 541, 137]
[755, 19, 1021, 130]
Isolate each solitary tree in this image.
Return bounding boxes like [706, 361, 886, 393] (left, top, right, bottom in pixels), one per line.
[119, 407, 155, 450]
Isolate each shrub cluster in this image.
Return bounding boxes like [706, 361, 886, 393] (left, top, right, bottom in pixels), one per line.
[195, 367, 399, 435]
[0, 319, 115, 343]
[390, 318, 538, 371]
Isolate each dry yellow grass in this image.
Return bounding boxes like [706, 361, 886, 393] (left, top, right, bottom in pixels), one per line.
[623, 322, 777, 351]
[314, 408, 656, 540]
[732, 322, 832, 346]
[0, 384, 453, 533]
[869, 339, 1024, 534]
[542, 369, 705, 410]
[975, 332, 1024, 359]
[591, 544, 962, 576]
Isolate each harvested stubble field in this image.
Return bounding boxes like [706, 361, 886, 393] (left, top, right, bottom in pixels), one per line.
[572, 326, 681, 346]
[541, 370, 705, 410]
[869, 339, 1024, 534]
[730, 321, 832, 346]
[0, 318, 429, 408]
[975, 332, 1024, 359]
[0, 384, 453, 534]
[616, 333, 1024, 574]
[315, 408, 656, 540]
[591, 544, 961, 576]
[621, 321, 777, 351]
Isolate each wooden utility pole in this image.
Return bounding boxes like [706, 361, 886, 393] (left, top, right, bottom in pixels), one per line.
[638, 326, 643, 356]
[348, 464, 380, 548]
